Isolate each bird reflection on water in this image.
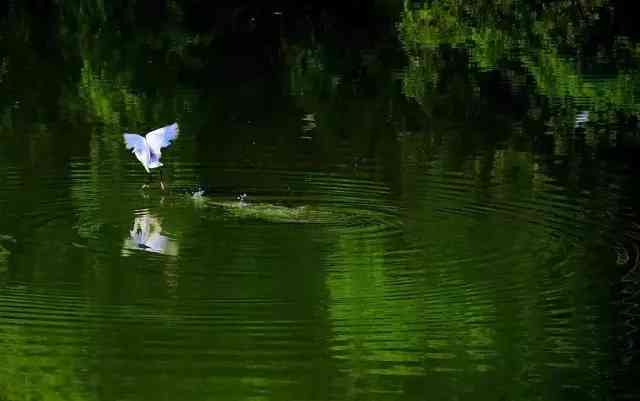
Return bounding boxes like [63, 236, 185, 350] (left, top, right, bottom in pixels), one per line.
[122, 212, 178, 256]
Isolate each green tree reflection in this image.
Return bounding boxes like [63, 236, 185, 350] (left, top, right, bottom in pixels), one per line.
[399, 0, 640, 115]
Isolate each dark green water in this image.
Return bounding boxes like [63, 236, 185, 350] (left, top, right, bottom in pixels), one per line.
[1, 2, 640, 400]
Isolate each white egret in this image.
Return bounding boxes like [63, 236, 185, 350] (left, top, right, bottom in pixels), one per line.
[123, 122, 179, 190]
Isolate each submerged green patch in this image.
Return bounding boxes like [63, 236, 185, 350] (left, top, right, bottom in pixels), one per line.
[213, 201, 314, 223]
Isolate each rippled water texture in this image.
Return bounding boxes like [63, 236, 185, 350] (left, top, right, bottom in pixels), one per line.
[2, 2, 640, 401]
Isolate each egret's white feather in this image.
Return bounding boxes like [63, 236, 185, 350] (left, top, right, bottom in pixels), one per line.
[146, 123, 179, 163]
[123, 133, 146, 153]
[123, 123, 179, 173]
[123, 133, 150, 172]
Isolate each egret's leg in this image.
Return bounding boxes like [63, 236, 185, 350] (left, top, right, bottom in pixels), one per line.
[160, 168, 165, 191]
[142, 172, 152, 189]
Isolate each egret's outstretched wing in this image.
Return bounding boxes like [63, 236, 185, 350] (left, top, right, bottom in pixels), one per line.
[123, 133, 146, 153]
[123, 133, 149, 172]
[146, 123, 179, 158]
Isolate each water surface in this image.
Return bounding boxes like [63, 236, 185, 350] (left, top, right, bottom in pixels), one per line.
[1, 2, 640, 400]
